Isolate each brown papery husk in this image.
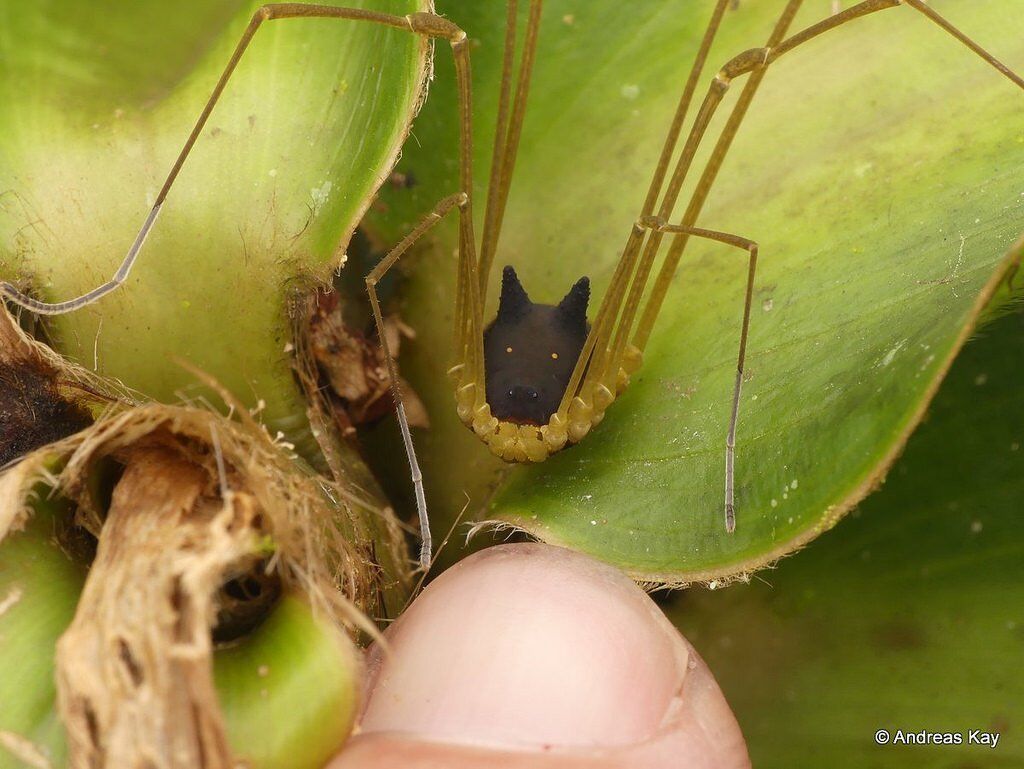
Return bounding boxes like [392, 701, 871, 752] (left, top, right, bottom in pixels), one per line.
[0, 306, 405, 768]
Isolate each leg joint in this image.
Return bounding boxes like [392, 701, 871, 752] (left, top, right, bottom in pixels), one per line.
[718, 46, 772, 81]
[635, 215, 666, 233]
[406, 12, 466, 44]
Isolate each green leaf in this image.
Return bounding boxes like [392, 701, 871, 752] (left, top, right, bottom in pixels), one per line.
[366, 0, 1024, 579]
[0, 500, 81, 769]
[669, 304, 1024, 768]
[215, 594, 359, 769]
[0, 0, 427, 447]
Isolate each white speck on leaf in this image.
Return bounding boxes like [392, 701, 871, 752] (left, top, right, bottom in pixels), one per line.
[310, 181, 333, 213]
[880, 339, 907, 367]
[620, 84, 640, 99]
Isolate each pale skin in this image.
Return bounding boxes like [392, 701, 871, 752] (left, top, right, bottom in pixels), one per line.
[1, 1, 1021, 571]
[328, 543, 752, 769]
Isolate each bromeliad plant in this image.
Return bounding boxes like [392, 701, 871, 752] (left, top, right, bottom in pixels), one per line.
[1, 0, 1022, 767]
[1, 0, 429, 766]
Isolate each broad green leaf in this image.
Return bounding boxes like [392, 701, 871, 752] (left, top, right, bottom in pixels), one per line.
[215, 594, 359, 769]
[0, 500, 80, 769]
[669, 304, 1024, 768]
[0, 501, 361, 769]
[366, 0, 1024, 579]
[0, 0, 426, 449]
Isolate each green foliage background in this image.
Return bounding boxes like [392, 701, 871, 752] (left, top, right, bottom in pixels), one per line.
[369, 0, 1024, 580]
[673, 304, 1024, 767]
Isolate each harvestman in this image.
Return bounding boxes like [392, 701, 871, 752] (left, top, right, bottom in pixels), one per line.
[2, 1, 1021, 569]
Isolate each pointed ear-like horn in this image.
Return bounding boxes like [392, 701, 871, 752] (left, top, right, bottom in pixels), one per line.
[497, 265, 532, 321]
[557, 276, 590, 328]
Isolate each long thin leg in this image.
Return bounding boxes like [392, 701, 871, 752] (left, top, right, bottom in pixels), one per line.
[367, 193, 468, 570]
[629, 2, 1024, 532]
[477, 0, 519, 291]
[556, 0, 736, 417]
[557, 0, 790, 427]
[0, 3, 481, 572]
[569, 0, 1023, 532]
[0, 4, 473, 317]
[477, 0, 545, 303]
[636, 217, 758, 534]
[624, 0, 805, 359]
[634, 0, 1024, 350]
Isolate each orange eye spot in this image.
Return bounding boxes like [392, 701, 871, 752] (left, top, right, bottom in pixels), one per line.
[506, 346, 513, 353]
[551, 352, 559, 360]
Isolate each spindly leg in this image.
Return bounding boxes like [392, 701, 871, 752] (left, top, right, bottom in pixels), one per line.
[593, 0, 799, 391]
[556, 0, 738, 419]
[564, 216, 758, 532]
[633, 0, 1024, 352]
[366, 193, 469, 570]
[568, 0, 1022, 532]
[477, 0, 545, 304]
[0, 4, 476, 317]
[630, 0, 1022, 533]
[638, 219, 758, 534]
[0, 4, 481, 569]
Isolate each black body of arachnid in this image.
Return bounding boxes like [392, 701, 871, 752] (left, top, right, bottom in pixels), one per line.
[483, 266, 589, 426]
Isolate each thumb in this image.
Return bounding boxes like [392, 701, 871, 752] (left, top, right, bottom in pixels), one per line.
[330, 543, 750, 769]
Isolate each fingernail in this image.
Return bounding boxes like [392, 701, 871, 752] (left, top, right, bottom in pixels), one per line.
[358, 543, 690, 751]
